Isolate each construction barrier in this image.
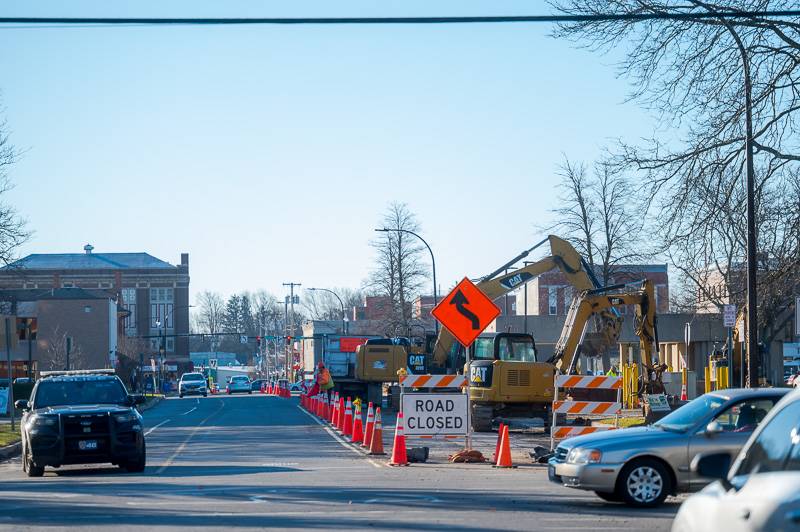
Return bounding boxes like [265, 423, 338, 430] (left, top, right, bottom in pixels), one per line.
[550, 374, 621, 450]
[621, 363, 640, 409]
[705, 364, 730, 394]
[399, 374, 468, 388]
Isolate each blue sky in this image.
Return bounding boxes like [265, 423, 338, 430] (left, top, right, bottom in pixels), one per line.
[0, 1, 655, 302]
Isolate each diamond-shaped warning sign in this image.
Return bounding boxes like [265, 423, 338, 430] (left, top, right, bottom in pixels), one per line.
[432, 277, 501, 347]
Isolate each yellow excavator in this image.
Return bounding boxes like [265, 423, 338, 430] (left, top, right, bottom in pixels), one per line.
[467, 279, 663, 431]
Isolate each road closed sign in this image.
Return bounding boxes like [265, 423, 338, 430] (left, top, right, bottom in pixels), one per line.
[402, 393, 468, 436]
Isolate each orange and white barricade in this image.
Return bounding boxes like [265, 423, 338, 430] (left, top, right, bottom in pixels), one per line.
[399, 374, 467, 389]
[550, 374, 621, 450]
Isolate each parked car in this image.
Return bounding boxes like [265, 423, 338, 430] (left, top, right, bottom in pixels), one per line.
[549, 388, 789, 507]
[15, 369, 146, 477]
[672, 389, 800, 532]
[226, 375, 251, 394]
[250, 379, 266, 392]
[178, 372, 208, 398]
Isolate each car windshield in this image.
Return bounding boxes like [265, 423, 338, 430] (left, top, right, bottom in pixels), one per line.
[653, 394, 726, 432]
[232, 376, 248, 382]
[182, 373, 204, 381]
[33, 378, 128, 408]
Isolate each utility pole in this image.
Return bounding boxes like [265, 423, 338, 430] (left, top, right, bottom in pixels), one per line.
[283, 282, 301, 380]
[5, 318, 15, 431]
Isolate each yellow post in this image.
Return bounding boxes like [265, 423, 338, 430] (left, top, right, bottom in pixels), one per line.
[704, 366, 711, 394]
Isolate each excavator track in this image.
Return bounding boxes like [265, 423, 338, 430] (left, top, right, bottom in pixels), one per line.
[471, 403, 494, 432]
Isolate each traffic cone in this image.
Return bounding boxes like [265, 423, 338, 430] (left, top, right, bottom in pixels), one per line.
[351, 403, 364, 444]
[493, 425, 514, 468]
[260, 383, 266, 394]
[329, 392, 338, 424]
[336, 397, 346, 431]
[492, 422, 505, 462]
[388, 412, 409, 466]
[361, 402, 375, 449]
[343, 397, 354, 437]
[368, 407, 385, 455]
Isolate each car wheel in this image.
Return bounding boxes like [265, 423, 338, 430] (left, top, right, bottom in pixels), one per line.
[248, 391, 252, 395]
[618, 458, 671, 508]
[24, 441, 44, 478]
[203, 393, 207, 397]
[179, 394, 183, 398]
[125, 442, 146, 473]
[594, 490, 624, 503]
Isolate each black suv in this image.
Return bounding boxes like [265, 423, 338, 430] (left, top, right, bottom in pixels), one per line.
[15, 370, 147, 477]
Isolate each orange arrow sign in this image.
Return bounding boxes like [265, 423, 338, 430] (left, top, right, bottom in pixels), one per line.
[431, 277, 501, 347]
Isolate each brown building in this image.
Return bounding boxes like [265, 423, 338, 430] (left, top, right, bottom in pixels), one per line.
[514, 264, 670, 316]
[0, 245, 190, 365]
[0, 288, 118, 375]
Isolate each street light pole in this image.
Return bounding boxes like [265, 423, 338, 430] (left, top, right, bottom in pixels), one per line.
[375, 228, 438, 334]
[308, 288, 346, 335]
[690, 1, 759, 386]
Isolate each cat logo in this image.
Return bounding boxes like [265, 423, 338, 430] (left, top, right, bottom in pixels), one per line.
[470, 366, 487, 384]
[408, 355, 425, 367]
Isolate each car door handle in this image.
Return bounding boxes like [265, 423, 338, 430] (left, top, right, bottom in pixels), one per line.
[739, 508, 751, 520]
[786, 509, 800, 524]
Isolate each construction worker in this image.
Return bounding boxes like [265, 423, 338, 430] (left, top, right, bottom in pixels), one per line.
[606, 365, 618, 377]
[313, 361, 334, 399]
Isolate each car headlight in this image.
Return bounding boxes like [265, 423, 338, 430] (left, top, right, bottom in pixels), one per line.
[114, 412, 138, 424]
[566, 448, 603, 465]
[30, 414, 58, 427]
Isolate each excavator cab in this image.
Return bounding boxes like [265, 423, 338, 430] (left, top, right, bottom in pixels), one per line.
[467, 333, 556, 431]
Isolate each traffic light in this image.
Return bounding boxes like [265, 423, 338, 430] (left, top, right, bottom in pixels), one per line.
[285, 336, 292, 346]
[256, 336, 261, 347]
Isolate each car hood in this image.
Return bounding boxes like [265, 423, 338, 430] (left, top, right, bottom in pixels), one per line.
[34, 404, 133, 415]
[558, 425, 683, 451]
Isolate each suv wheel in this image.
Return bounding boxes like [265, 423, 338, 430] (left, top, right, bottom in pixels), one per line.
[617, 458, 671, 507]
[23, 441, 44, 478]
[124, 442, 146, 473]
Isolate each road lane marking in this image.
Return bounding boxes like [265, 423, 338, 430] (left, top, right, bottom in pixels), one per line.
[180, 407, 197, 416]
[297, 405, 384, 469]
[155, 398, 225, 474]
[144, 419, 170, 436]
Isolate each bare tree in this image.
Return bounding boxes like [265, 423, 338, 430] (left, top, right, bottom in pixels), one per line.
[367, 202, 429, 332]
[550, 0, 800, 353]
[42, 326, 86, 371]
[194, 291, 225, 336]
[302, 287, 363, 322]
[0, 106, 30, 266]
[549, 157, 647, 285]
[115, 334, 150, 388]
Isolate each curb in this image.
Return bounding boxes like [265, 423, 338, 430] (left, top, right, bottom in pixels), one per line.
[0, 441, 21, 463]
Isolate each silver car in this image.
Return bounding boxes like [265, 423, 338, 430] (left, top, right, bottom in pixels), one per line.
[672, 389, 800, 532]
[549, 388, 788, 507]
[226, 375, 252, 395]
[179, 372, 208, 398]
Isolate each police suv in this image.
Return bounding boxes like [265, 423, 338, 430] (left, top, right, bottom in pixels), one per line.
[15, 369, 147, 477]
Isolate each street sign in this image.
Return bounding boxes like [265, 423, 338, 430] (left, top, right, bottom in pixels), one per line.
[644, 393, 671, 412]
[431, 277, 501, 347]
[209, 359, 218, 369]
[401, 393, 468, 436]
[239, 335, 248, 344]
[150, 358, 156, 372]
[723, 304, 737, 328]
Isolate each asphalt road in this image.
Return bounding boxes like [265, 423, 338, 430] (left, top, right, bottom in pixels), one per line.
[0, 395, 682, 531]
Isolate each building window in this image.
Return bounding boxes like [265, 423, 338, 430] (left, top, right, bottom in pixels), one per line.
[548, 287, 558, 316]
[563, 286, 573, 313]
[150, 288, 174, 329]
[62, 282, 74, 288]
[121, 288, 137, 335]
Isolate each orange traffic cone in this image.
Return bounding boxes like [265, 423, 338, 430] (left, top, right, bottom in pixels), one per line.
[492, 422, 505, 462]
[361, 402, 375, 449]
[388, 412, 409, 466]
[680, 382, 688, 401]
[336, 397, 346, 431]
[343, 397, 353, 437]
[351, 403, 364, 444]
[329, 392, 338, 424]
[368, 407, 385, 455]
[260, 383, 266, 394]
[493, 425, 514, 468]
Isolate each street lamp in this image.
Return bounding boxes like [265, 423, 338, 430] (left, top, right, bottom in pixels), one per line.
[307, 287, 348, 335]
[375, 228, 439, 334]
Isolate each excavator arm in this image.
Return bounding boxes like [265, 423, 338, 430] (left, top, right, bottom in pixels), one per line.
[430, 235, 599, 370]
[549, 280, 662, 393]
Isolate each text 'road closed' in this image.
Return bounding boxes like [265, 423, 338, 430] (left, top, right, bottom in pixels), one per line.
[401, 393, 468, 436]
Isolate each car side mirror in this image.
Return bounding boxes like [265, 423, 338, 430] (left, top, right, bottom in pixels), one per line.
[14, 399, 29, 411]
[705, 421, 723, 437]
[692, 452, 733, 490]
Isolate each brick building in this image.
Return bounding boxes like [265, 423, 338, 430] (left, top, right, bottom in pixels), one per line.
[514, 264, 670, 316]
[0, 244, 190, 364]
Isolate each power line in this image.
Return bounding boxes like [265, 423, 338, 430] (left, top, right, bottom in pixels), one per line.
[0, 11, 798, 27]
